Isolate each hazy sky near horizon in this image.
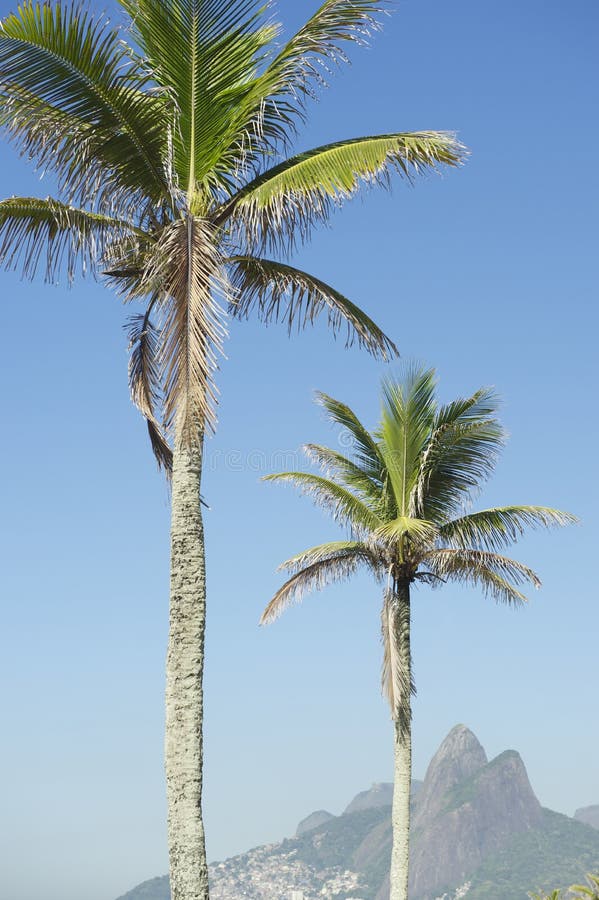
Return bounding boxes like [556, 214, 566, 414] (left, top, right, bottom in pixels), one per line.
[0, 2, 597, 900]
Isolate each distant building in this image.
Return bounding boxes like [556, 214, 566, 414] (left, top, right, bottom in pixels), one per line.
[289, 891, 303, 900]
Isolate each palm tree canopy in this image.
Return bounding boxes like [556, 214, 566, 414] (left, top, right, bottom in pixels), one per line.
[262, 366, 576, 625]
[0, 0, 466, 454]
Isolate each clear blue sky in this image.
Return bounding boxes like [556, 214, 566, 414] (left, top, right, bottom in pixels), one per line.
[0, 3, 597, 900]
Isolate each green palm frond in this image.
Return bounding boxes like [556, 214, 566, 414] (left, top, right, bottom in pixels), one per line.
[120, 0, 276, 197]
[227, 255, 397, 359]
[263, 471, 382, 535]
[439, 506, 578, 552]
[0, 196, 139, 281]
[528, 891, 562, 900]
[303, 443, 384, 510]
[413, 387, 502, 519]
[261, 541, 374, 624]
[316, 392, 388, 486]
[569, 874, 599, 898]
[417, 418, 505, 522]
[216, 132, 466, 246]
[373, 515, 438, 550]
[434, 386, 500, 429]
[255, 0, 383, 130]
[423, 548, 540, 604]
[378, 367, 437, 517]
[0, 1, 167, 207]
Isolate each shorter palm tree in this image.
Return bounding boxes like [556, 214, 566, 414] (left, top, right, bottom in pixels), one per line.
[261, 367, 576, 900]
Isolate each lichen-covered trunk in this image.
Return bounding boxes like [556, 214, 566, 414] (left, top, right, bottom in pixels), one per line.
[165, 432, 209, 900]
[390, 579, 412, 900]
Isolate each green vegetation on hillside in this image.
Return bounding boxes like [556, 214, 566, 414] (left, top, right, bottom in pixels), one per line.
[467, 810, 599, 899]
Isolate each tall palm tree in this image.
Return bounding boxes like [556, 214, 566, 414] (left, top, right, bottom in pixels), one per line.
[0, 3, 465, 897]
[261, 368, 576, 900]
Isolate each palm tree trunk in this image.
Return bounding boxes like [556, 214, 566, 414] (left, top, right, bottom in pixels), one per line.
[165, 429, 209, 900]
[390, 579, 412, 900]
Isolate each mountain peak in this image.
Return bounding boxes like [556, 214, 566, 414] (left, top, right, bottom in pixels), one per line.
[295, 809, 335, 837]
[344, 782, 394, 815]
[413, 725, 487, 830]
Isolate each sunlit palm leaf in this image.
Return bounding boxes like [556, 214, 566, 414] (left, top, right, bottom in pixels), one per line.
[120, 0, 276, 196]
[373, 515, 438, 548]
[379, 367, 437, 517]
[439, 506, 578, 552]
[228, 255, 397, 359]
[217, 132, 466, 246]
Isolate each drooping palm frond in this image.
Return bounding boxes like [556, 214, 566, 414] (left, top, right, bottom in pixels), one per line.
[381, 587, 415, 730]
[264, 471, 382, 535]
[261, 540, 376, 624]
[439, 506, 578, 552]
[216, 132, 466, 247]
[0, 196, 139, 280]
[423, 547, 540, 604]
[141, 216, 229, 438]
[278, 539, 381, 576]
[228, 255, 397, 359]
[0, 1, 168, 208]
[125, 308, 172, 473]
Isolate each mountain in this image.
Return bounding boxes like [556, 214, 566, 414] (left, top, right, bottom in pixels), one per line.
[576, 806, 599, 830]
[296, 810, 335, 836]
[343, 781, 423, 817]
[116, 726, 599, 900]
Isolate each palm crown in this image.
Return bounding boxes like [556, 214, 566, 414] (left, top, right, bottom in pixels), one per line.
[0, 0, 465, 459]
[262, 367, 576, 719]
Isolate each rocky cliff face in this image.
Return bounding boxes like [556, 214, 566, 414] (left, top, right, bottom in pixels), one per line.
[412, 725, 488, 832]
[409, 740, 543, 899]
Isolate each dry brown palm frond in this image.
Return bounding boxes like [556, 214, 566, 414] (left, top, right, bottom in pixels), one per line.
[136, 216, 230, 440]
[381, 587, 415, 733]
[261, 545, 373, 624]
[125, 307, 172, 474]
